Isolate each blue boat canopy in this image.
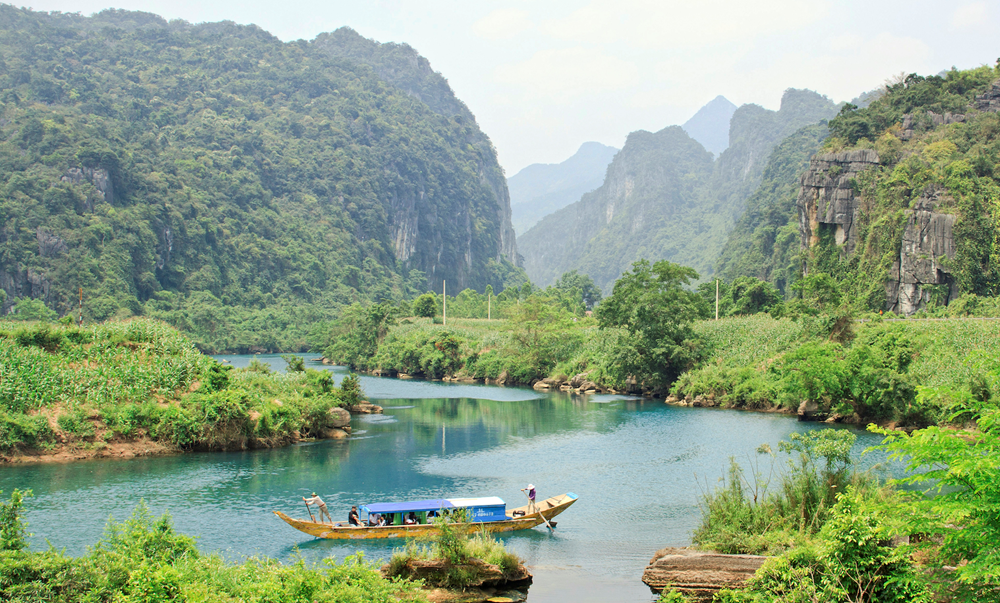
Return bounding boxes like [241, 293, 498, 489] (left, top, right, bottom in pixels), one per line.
[361, 496, 507, 522]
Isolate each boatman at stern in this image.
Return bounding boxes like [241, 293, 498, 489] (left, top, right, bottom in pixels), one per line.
[522, 483, 536, 513]
[303, 492, 332, 523]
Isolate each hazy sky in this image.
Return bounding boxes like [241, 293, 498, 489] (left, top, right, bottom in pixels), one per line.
[18, 1, 1000, 175]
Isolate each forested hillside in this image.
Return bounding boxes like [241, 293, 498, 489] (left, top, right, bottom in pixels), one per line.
[518, 89, 839, 292]
[713, 123, 830, 293]
[0, 6, 523, 352]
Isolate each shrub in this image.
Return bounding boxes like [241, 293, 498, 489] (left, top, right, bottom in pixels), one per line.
[0, 489, 32, 552]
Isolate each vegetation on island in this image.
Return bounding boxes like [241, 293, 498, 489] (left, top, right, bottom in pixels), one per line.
[0, 494, 424, 602]
[385, 511, 526, 591]
[0, 318, 361, 456]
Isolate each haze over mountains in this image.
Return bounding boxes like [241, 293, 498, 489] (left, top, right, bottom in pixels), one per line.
[517, 90, 841, 292]
[508, 142, 618, 235]
[681, 95, 738, 157]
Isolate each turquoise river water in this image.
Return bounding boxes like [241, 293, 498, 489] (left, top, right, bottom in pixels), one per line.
[0, 355, 896, 602]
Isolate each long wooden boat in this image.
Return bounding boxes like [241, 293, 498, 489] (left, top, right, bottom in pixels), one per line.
[274, 492, 578, 540]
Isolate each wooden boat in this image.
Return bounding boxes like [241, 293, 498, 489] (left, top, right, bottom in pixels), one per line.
[274, 492, 578, 540]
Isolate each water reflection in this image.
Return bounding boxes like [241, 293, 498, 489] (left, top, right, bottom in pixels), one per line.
[0, 358, 895, 603]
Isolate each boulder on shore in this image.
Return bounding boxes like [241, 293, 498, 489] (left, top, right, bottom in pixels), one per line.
[327, 407, 351, 428]
[642, 547, 766, 601]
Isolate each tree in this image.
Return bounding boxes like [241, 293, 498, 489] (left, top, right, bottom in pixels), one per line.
[412, 293, 437, 318]
[338, 373, 365, 408]
[791, 272, 841, 312]
[10, 298, 58, 322]
[595, 259, 702, 392]
[873, 391, 1000, 592]
[728, 277, 783, 316]
[553, 270, 602, 310]
[0, 489, 32, 552]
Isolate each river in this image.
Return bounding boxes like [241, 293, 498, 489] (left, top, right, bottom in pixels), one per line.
[0, 354, 894, 602]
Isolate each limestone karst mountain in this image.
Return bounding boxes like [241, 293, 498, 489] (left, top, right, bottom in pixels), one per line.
[682, 95, 737, 158]
[517, 89, 840, 292]
[0, 6, 523, 351]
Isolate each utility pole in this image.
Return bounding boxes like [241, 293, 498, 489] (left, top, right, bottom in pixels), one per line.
[78, 287, 83, 325]
[715, 279, 719, 321]
[443, 280, 447, 326]
[488, 292, 491, 321]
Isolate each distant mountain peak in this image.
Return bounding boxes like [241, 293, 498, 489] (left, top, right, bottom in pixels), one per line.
[508, 142, 618, 235]
[682, 96, 737, 158]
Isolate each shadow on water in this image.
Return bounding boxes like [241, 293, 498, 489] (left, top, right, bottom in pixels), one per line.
[2, 357, 898, 603]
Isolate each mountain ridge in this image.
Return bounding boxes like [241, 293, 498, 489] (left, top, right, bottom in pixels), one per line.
[518, 89, 840, 292]
[508, 141, 618, 235]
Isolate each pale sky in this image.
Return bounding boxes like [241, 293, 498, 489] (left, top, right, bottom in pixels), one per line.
[17, 1, 1000, 175]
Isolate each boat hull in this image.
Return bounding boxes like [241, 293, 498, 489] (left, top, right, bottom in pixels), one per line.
[274, 493, 578, 540]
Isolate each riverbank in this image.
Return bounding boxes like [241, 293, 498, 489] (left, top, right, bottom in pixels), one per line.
[332, 313, 1000, 429]
[0, 319, 357, 464]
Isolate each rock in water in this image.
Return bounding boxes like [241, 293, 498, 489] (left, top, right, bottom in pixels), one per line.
[642, 547, 766, 601]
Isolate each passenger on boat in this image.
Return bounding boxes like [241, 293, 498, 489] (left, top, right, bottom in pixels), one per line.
[348, 505, 361, 526]
[302, 493, 333, 523]
[404, 512, 418, 525]
[369, 513, 385, 527]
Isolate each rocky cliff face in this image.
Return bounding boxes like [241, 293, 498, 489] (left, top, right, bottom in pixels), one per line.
[796, 149, 880, 256]
[314, 27, 520, 289]
[797, 152, 963, 314]
[795, 77, 1000, 315]
[888, 189, 959, 314]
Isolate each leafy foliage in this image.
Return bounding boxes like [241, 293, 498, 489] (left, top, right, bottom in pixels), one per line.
[873, 387, 1000, 592]
[829, 67, 997, 145]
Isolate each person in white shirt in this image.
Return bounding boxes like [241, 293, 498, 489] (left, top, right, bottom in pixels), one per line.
[302, 492, 332, 523]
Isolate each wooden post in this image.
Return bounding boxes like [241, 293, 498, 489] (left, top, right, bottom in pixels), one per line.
[78, 287, 83, 325]
[488, 292, 491, 321]
[715, 279, 719, 321]
[443, 280, 447, 326]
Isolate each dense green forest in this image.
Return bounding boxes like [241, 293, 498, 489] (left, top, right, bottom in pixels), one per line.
[0, 6, 523, 352]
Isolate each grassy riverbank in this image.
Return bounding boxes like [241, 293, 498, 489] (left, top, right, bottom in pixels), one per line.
[325, 303, 999, 428]
[674, 314, 1000, 426]
[0, 319, 357, 461]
